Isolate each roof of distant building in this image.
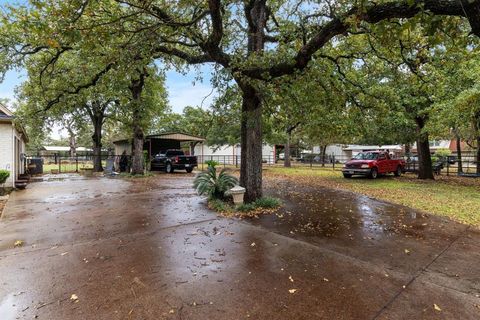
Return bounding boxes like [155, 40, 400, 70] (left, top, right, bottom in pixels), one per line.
[42, 146, 93, 152]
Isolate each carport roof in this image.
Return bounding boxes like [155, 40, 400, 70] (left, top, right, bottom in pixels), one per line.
[113, 132, 205, 144]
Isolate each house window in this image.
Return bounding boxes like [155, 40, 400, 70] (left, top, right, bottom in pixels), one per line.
[429, 140, 441, 147]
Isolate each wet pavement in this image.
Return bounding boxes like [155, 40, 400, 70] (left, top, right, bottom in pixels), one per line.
[0, 174, 479, 319]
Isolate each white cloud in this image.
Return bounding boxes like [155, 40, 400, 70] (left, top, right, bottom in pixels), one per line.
[167, 81, 217, 114]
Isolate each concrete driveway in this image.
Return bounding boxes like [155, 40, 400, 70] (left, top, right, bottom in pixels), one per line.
[0, 174, 478, 319]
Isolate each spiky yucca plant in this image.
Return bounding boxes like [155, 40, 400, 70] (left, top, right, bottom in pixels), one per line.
[193, 165, 238, 200]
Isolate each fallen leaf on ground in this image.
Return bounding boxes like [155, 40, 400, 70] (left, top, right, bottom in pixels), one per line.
[434, 304, 441, 312]
[250, 242, 256, 247]
[288, 289, 297, 294]
[70, 294, 79, 302]
[323, 278, 329, 282]
[14, 240, 24, 247]
[169, 309, 175, 314]
[289, 276, 294, 282]
[404, 249, 411, 254]
[60, 252, 69, 256]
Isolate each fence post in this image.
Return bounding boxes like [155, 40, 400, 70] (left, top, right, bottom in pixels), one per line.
[59, 157, 61, 173]
[446, 160, 449, 176]
[333, 155, 335, 171]
[224, 155, 226, 168]
[236, 155, 238, 168]
[76, 155, 78, 173]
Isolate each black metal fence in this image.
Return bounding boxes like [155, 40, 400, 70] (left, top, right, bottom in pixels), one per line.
[26, 155, 132, 174]
[26, 151, 479, 177]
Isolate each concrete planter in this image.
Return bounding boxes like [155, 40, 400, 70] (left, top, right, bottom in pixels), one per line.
[229, 186, 246, 205]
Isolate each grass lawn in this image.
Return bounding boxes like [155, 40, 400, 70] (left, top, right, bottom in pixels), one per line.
[265, 167, 480, 227]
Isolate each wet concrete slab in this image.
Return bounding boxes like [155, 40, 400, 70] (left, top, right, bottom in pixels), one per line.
[0, 173, 478, 319]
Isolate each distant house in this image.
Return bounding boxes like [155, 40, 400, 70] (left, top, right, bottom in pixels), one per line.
[0, 103, 28, 188]
[312, 144, 404, 161]
[411, 139, 472, 154]
[39, 146, 93, 157]
[194, 143, 275, 164]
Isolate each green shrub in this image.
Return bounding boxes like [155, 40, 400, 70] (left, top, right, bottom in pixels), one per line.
[435, 148, 452, 157]
[193, 165, 238, 200]
[237, 197, 282, 212]
[205, 160, 220, 168]
[208, 198, 233, 213]
[0, 170, 10, 185]
[254, 197, 282, 208]
[237, 203, 256, 212]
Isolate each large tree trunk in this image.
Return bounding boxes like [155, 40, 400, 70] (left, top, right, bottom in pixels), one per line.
[91, 108, 104, 172]
[129, 70, 146, 175]
[455, 134, 463, 174]
[284, 133, 291, 167]
[235, 0, 267, 202]
[321, 145, 327, 167]
[69, 135, 76, 158]
[415, 117, 434, 180]
[239, 82, 263, 203]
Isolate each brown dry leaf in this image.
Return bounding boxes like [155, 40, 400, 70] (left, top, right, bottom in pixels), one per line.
[434, 304, 441, 312]
[14, 240, 24, 247]
[70, 294, 79, 302]
[288, 275, 294, 282]
[288, 289, 297, 294]
[323, 278, 329, 282]
[169, 309, 175, 314]
[404, 249, 411, 254]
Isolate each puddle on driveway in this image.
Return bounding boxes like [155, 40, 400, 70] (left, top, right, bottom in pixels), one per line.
[257, 178, 448, 242]
[0, 294, 17, 320]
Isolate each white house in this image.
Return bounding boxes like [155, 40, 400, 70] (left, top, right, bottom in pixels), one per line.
[0, 103, 28, 188]
[194, 143, 275, 164]
[312, 144, 404, 162]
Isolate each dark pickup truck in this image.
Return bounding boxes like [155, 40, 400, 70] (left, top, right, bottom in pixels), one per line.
[151, 149, 197, 173]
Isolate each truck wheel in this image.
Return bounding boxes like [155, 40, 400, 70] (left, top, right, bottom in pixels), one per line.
[343, 173, 352, 178]
[394, 166, 402, 177]
[186, 168, 193, 173]
[370, 168, 378, 179]
[166, 163, 174, 173]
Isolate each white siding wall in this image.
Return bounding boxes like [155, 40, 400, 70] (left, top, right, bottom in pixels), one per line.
[194, 144, 276, 164]
[313, 144, 350, 159]
[0, 123, 13, 187]
[194, 144, 236, 157]
[114, 142, 132, 156]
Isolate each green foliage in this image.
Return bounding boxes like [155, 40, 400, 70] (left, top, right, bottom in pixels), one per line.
[237, 197, 282, 212]
[435, 149, 452, 157]
[0, 170, 10, 185]
[193, 166, 238, 200]
[208, 198, 233, 213]
[205, 160, 219, 168]
[254, 197, 282, 209]
[236, 203, 256, 212]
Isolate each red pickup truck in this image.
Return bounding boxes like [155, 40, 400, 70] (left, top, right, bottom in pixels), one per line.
[342, 151, 405, 179]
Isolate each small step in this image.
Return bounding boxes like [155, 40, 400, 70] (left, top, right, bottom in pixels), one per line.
[15, 179, 28, 189]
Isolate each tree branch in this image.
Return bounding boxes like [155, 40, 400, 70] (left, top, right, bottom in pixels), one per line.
[240, 0, 479, 80]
